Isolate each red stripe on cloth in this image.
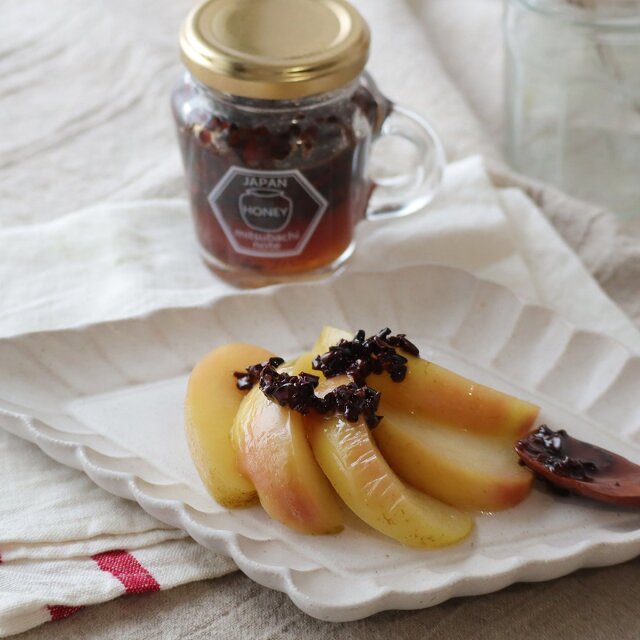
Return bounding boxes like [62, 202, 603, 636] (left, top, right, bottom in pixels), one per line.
[48, 605, 84, 621]
[92, 549, 160, 594]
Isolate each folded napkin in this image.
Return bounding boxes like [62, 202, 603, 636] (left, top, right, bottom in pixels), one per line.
[0, 425, 236, 637]
[2, 157, 640, 637]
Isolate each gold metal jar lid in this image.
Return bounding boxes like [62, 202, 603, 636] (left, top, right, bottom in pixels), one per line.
[179, 0, 370, 100]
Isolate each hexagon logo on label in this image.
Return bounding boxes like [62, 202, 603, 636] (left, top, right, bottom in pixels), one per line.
[208, 167, 328, 258]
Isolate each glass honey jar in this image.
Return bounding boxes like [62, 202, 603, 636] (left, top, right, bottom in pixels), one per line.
[173, 0, 445, 286]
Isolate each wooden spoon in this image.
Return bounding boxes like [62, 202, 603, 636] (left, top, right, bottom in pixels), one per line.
[516, 425, 640, 507]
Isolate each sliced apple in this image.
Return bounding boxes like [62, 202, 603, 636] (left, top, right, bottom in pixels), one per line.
[374, 405, 533, 511]
[185, 342, 273, 508]
[293, 351, 317, 378]
[313, 326, 539, 440]
[306, 374, 473, 548]
[231, 364, 343, 535]
[300, 342, 531, 510]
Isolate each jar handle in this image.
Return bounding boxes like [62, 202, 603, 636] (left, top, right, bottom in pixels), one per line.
[366, 104, 445, 220]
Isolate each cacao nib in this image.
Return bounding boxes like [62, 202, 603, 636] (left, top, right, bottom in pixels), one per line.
[172, 81, 381, 277]
[517, 425, 600, 482]
[258, 365, 320, 415]
[319, 382, 382, 429]
[234, 361, 382, 427]
[233, 357, 285, 391]
[312, 328, 419, 385]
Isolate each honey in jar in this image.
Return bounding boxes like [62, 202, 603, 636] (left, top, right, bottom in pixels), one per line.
[173, 0, 444, 286]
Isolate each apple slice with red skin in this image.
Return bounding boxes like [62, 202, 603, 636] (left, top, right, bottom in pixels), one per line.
[231, 363, 343, 535]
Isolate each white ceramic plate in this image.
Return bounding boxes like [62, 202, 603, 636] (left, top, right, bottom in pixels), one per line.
[2, 265, 640, 621]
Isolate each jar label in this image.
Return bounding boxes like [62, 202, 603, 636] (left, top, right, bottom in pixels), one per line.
[208, 167, 328, 258]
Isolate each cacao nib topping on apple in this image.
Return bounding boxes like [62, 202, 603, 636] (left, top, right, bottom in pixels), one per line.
[319, 383, 382, 429]
[258, 365, 320, 415]
[312, 328, 419, 385]
[233, 357, 285, 391]
[236, 362, 382, 427]
[516, 425, 603, 482]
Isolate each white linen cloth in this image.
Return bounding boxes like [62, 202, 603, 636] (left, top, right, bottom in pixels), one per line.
[2, 0, 640, 637]
[2, 157, 639, 349]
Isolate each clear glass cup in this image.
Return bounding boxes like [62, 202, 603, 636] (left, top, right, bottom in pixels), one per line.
[172, 71, 444, 287]
[505, 0, 640, 217]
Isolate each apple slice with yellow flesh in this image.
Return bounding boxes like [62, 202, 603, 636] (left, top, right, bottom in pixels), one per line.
[185, 342, 273, 508]
[374, 405, 533, 511]
[306, 373, 473, 548]
[312, 326, 539, 440]
[298, 347, 531, 512]
[231, 363, 343, 535]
